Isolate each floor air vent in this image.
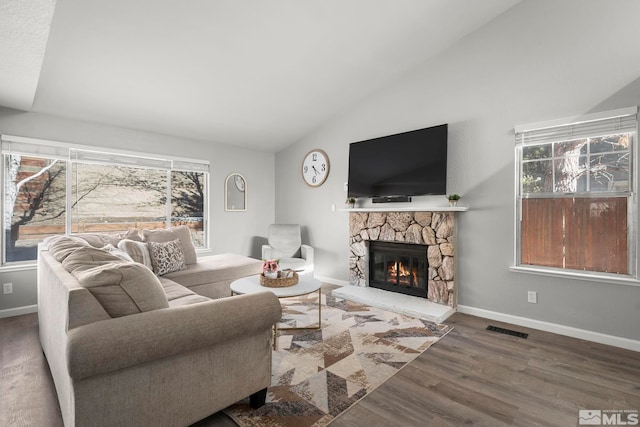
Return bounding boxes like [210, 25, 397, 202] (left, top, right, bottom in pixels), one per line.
[486, 325, 528, 339]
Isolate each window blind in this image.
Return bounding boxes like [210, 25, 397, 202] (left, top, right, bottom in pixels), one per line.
[70, 149, 172, 170]
[1, 136, 69, 160]
[515, 106, 638, 145]
[172, 160, 210, 173]
[1, 135, 209, 173]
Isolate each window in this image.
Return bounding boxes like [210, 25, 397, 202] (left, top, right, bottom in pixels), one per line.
[3, 155, 67, 263]
[514, 107, 638, 280]
[2, 136, 209, 266]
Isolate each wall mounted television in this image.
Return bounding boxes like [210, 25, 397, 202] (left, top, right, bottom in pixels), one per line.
[347, 124, 447, 199]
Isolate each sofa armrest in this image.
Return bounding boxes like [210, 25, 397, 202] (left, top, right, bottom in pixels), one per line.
[301, 244, 314, 262]
[67, 291, 281, 381]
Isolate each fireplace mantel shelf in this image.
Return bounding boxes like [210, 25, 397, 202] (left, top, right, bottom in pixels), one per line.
[341, 206, 469, 212]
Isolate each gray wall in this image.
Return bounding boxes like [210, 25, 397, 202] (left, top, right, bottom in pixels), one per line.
[0, 108, 275, 313]
[275, 0, 640, 341]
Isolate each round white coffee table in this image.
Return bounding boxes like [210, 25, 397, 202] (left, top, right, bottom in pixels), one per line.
[230, 274, 322, 349]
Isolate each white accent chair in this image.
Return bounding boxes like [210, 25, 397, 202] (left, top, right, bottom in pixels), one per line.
[262, 224, 314, 275]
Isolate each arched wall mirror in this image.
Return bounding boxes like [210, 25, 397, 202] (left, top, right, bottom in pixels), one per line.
[225, 173, 246, 211]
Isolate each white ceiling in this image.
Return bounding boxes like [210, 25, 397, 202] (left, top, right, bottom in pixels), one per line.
[1, 0, 520, 152]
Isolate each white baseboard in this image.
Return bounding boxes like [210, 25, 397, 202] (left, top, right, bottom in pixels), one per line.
[0, 304, 37, 319]
[458, 305, 640, 352]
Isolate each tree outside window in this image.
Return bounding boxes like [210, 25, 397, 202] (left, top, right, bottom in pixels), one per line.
[171, 171, 206, 246]
[4, 155, 66, 262]
[3, 150, 208, 265]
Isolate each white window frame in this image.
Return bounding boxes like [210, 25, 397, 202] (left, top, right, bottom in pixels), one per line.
[1, 135, 210, 268]
[510, 107, 640, 286]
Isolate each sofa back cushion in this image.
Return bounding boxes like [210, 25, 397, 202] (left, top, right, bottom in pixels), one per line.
[74, 229, 142, 248]
[62, 246, 128, 275]
[73, 262, 169, 318]
[143, 225, 197, 265]
[45, 235, 92, 262]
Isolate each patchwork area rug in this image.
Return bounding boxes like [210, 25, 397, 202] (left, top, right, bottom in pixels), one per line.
[224, 292, 453, 427]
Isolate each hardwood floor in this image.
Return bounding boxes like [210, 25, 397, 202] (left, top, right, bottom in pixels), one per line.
[332, 313, 640, 426]
[2, 287, 639, 426]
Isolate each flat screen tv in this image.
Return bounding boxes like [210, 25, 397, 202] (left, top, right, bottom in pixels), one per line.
[347, 124, 447, 199]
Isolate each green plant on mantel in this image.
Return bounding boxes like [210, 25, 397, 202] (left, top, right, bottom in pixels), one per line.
[346, 197, 357, 208]
[447, 193, 461, 201]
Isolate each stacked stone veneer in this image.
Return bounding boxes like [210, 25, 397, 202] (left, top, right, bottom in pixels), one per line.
[349, 211, 456, 307]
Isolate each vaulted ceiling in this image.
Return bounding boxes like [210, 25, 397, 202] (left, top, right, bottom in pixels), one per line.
[1, 0, 520, 152]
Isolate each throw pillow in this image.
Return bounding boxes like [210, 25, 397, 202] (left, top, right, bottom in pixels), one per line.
[143, 225, 197, 265]
[73, 262, 169, 318]
[102, 244, 134, 262]
[148, 239, 187, 276]
[117, 239, 153, 270]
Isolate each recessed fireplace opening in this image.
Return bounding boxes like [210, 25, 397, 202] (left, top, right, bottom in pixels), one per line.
[369, 240, 428, 298]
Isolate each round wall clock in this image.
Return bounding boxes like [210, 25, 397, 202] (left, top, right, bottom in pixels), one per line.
[302, 149, 330, 187]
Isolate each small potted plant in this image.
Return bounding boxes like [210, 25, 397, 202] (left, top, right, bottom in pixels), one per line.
[262, 259, 280, 279]
[447, 193, 461, 207]
[346, 197, 357, 209]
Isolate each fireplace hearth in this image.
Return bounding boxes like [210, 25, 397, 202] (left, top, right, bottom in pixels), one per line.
[369, 241, 428, 298]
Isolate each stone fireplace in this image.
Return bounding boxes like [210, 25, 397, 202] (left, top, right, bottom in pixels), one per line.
[349, 210, 457, 308]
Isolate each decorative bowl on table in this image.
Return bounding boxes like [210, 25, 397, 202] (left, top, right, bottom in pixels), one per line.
[260, 269, 299, 287]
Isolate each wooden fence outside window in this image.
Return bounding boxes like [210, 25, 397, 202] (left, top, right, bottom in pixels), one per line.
[521, 197, 628, 274]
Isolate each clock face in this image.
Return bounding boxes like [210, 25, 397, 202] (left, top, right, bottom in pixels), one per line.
[302, 149, 330, 187]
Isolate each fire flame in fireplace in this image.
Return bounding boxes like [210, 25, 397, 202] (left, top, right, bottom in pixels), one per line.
[388, 261, 417, 286]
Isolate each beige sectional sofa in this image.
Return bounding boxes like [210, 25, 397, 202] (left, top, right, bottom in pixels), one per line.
[37, 226, 282, 427]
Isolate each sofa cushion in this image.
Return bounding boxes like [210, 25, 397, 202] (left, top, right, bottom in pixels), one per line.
[158, 277, 195, 301]
[158, 277, 210, 306]
[164, 253, 262, 288]
[73, 262, 169, 318]
[62, 246, 128, 275]
[118, 239, 153, 270]
[143, 225, 197, 265]
[74, 229, 142, 248]
[168, 294, 212, 307]
[44, 235, 92, 262]
[148, 239, 187, 276]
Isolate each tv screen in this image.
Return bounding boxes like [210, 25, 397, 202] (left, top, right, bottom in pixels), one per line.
[348, 124, 447, 198]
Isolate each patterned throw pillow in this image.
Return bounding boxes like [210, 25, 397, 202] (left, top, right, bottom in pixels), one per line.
[143, 225, 197, 265]
[148, 239, 187, 276]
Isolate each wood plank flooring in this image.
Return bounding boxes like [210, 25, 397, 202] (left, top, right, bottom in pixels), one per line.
[2, 285, 639, 426]
[331, 312, 640, 427]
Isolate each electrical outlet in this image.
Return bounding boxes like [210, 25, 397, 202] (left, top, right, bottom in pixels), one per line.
[3, 283, 13, 295]
[527, 291, 537, 304]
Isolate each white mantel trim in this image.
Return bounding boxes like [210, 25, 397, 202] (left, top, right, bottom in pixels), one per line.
[341, 206, 469, 212]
